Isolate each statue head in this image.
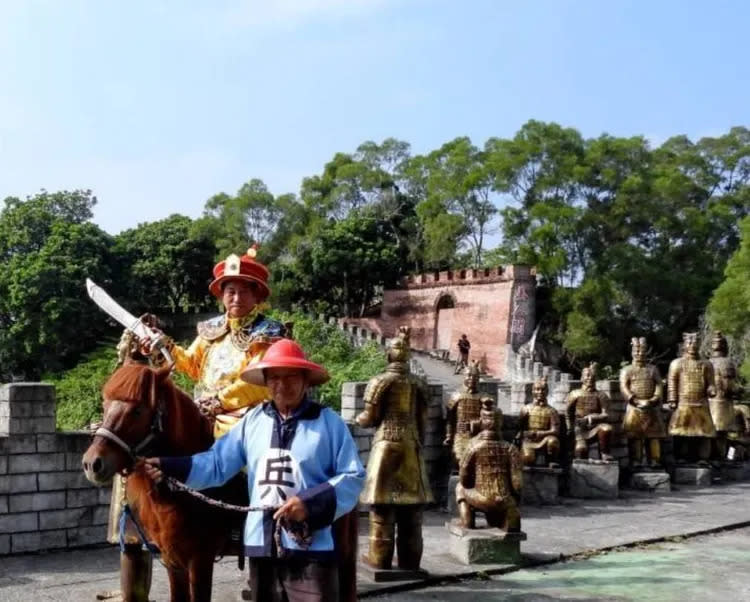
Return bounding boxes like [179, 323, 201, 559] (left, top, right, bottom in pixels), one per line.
[387, 326, 411, 364]
[532, 377, 549, 405]
[631, 337, 648, 364]
[581, 362, 598, 390]
[682, 332, 699, 358]
[712, 331, 728, 357]
[463, 361, 481, 393]
[479, 398, 501, 433]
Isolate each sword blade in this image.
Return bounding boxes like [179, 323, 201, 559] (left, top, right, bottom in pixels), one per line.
[85, 278, 153, 342]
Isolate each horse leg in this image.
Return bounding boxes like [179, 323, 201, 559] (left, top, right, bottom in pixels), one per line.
[167, 566, 190, 602]
[188, 552, 215, 602]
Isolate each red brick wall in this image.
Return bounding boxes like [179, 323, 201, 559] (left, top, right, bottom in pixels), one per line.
[340, 265, 536, 378]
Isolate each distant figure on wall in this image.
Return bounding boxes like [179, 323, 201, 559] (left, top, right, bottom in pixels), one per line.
[455, 334, 471, 374]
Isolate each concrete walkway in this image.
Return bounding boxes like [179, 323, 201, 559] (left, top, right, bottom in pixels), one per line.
[411, 352, 464, 396]
[2, 482, 750, 601]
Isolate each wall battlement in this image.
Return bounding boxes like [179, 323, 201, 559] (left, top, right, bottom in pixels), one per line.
[399, 265, 534, 289]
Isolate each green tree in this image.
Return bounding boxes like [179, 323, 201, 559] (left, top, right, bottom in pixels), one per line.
[0, 190, 116, 379]
[113, 214, 217, 315]
[709, 215, 750, 379]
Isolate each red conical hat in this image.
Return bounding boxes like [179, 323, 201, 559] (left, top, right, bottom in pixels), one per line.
[209, 245, 271, 300]
[241, 339, 330, 386]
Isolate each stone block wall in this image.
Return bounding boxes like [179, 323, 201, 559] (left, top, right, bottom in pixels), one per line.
[0, 383, 111, 556]
[341, 380, 451, 506]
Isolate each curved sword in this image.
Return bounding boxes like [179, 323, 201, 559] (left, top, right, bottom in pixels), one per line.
[85, 278, 173, 367]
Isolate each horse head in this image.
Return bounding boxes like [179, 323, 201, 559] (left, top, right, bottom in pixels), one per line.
[82, 361, 176, 486]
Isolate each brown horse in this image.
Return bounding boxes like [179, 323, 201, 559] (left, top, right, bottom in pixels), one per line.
[82, 360, 359, 602]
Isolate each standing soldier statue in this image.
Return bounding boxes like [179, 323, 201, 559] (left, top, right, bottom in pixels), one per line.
[444, 361, 492, 467]
[357, 326, 434, 572]
[708, 331, 741, 461]
[566, 363, 614, 461]
[620, 337, 667, 469]
[668, 332, 717, 464]
[518, 377, 561, 467]
[457, 398, 522, 531]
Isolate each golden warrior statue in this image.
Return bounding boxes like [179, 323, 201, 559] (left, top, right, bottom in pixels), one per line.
[357, 326, 434, 571]
[620, 337, 667, 469]
[708, 331, 741, 461]
[566, 363, 614, 461]
[444, 361, 492, 467]
[518, 377, 561, 467]
[668, 332, 716, 463]
[457, 398, 522, 531]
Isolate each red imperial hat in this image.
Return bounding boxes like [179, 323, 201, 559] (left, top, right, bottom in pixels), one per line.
[241, 339, 330, 386]
[209, 245, 270, 300]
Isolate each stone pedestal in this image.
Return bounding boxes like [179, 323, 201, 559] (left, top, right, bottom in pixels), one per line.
[630, 470, 671, 493]
[521, 466, 562, 505]
[568, 459, 619, 499]
[446, 474, 459, 515]
[673, 466, 712, 487]
[446, 520, 526, 565]
[719, 461, 750, 482]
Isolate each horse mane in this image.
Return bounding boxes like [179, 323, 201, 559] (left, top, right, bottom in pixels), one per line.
[103, 361, 213, 455]
[102, 361, 157, 402]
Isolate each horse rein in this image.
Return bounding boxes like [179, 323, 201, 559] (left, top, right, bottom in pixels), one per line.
[93, 398, 165, 465]
[94, 398, 312, 554]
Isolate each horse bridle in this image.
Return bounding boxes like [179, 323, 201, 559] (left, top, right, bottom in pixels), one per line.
[94, 398, 165, 466]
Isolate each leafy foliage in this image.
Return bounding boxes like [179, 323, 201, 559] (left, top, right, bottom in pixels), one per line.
[271, 311, 386, 410]
[113, 214, 217, 315]
[0, 190, 116, 379]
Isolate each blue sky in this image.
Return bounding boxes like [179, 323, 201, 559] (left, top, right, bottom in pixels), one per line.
[1, 0, 747, 235]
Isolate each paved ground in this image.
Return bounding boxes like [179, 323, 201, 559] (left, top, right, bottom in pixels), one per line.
[2, 481, 750, 601]
[373, 528, 750, 601]
[411, 352, 464, 395]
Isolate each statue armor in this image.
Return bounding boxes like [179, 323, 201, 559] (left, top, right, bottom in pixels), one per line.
[445, 361, 491, 466]
[457, 399, 522, 531]
[567, 391, 612, 440]
[566, 363, 613, 460]
[518, 378, 560, 466]
[667, 348, 716, 438]
[709, 332, 740, 433]
[668, 332, 716, 463]
[357, 327, 433, 571]
[620, 338, 666, 467]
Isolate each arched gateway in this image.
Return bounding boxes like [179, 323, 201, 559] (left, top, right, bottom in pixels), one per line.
[341, 265, 536, 378]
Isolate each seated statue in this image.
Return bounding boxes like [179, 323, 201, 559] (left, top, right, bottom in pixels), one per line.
[456, 399, 522, 532]
[444, 361, 493, 468]
[566, 362, 614, 461]
[518, 377, 560, 467]
[728, 404, 750, 461]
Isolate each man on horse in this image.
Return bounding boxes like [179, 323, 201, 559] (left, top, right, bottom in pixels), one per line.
[145, 339, 366, 602]
[170, 245, 287, 438]
[109, 246, 286, 601]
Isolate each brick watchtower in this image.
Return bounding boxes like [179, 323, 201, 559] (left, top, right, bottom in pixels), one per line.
[341, 265, 536, 378]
